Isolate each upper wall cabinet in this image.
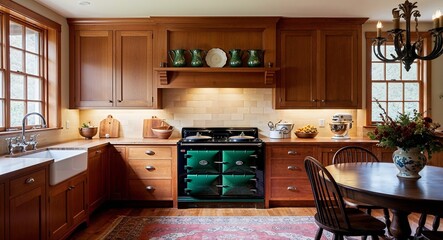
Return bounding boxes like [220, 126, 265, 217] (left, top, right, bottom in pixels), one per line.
[275, 18, 367, 109]
[152, 17, 279, 88]
[69, 19, 158, 109]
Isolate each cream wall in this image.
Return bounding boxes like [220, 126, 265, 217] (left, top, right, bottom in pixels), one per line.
[0, 0, 79, 155]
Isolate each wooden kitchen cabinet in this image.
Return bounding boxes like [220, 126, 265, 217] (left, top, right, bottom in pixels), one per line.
[48, 172, 87, 240]
[0, 183, 4, 240]
[109, 146, 127, 200]
[318, 143, 373, 165]
[265, 144, 316, 207]
[69, 19, 157, 109]
[125, 145, 177, 207]
[275, 18, 367, 109]
[88, 145, 109, 213]
[9, 166, 48, 240]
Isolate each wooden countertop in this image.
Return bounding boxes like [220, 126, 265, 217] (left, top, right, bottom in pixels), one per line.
[262, 136, 378, 144]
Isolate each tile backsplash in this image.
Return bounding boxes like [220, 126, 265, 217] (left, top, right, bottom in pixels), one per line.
[80, 88, 365, 139]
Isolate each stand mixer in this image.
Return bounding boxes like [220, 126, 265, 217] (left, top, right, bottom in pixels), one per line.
[329, 113, 353, 140]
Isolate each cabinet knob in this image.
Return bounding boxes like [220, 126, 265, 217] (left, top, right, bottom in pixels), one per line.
[145, 165, 155, 171]
[287, 150, 297, 155]
[25, 177, 35, 184]
[311, 99, 317, 102]
[118, 100, 122, 103]
[287, 186, 297, 191]
[321, 99, 325, 102]
[145, 186, 155, 191]
[109, 100, 113, 103]
[145, 150, 155, 155]
[287, 166, 299, 171]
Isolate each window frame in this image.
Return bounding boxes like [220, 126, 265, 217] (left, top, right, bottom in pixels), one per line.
[365, 31, 432, 126]
[0, 0, 61, 134]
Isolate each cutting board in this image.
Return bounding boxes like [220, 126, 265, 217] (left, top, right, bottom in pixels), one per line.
[143, 117, 163, 138]
[99, 115, 120, 138]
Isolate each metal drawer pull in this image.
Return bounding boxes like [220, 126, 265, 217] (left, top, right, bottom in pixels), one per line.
[145, 166, 155, 171]
[25, 177, 35, 184]
[145, 186, 155, 191]
[287, 186, 297, 191]
[145, 150, 155, 155]
[68, 185, 76, 190]
[96, 150, 102, 154]
[287, 150, 297, 155]
[287, 166, 299, 170]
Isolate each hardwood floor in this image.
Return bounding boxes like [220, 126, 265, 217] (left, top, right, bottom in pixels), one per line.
[67, 207, 434, 239]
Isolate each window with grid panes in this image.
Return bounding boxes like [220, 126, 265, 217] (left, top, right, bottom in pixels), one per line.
[0, 0, 61, 134]
[8, 19, 45, 129]
[366, 32, 430, 126]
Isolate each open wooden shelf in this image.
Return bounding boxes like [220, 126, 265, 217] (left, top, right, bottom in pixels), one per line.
[154, 67, 279, 88]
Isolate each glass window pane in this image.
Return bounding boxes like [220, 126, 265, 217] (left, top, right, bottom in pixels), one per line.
[402, 63, 418, 80]
[388, 102, 402, 119]
[386, 45, 397, 59]
[372, 82, 386, 101]
[27, 77, 41, 100]
[372, 101, 386, 122]
[0, 100, 4, 127]
[25, 53, 39, 75]
[10, 48, 23, 72]
[372, 63, 384, 80]
[10, 73, 25, 99]
[26, 27, 39, 54]
[388, 82, 403, 101]
[404, 102, 419, 116]
[386, 63, 400, 80]
[0, 72, 3, 98]
[27, 103, 42, 125]
[404, 83, 419, 101]
[9, 21, 23, 49]
[10, 100, 24, 127]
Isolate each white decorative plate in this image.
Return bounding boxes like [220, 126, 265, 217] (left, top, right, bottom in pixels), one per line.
[205, 48, 227, 68]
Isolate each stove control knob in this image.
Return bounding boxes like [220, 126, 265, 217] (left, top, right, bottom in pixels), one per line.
[145, 186, 155, 191]
[145, 150, 155, 156]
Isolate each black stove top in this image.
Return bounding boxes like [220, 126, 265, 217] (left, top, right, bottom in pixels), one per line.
[179, 127, 261, 143]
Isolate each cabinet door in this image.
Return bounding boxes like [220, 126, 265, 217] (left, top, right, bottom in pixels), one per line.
[73, 30, 113, 107]
[115, 31, 154, 107]
[109, 146, 127, 200]
[0, 183, 4, 240]
[276, 30, 317, 108]
[88, 146, 108, 213]
[318, 30, 360, 108]
[9, 169, 47, 240]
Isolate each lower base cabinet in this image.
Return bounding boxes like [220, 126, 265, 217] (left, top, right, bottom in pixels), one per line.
[0, 183, 4, 240]
[49, 172, 87, 240]
[9, 166, 48, 240]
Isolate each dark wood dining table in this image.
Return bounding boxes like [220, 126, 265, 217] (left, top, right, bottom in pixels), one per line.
[325, 162, 443, 240]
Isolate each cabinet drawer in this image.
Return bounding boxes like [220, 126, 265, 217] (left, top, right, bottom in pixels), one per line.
[128, 147, 172, 159]
[269, 178, 313, 200]
[128, 159, 171, 179]
[268, 146, 315, 158]
[10, 169, 46, 197]
[270, 159, 305, 177]
[128, 179, 172, 200]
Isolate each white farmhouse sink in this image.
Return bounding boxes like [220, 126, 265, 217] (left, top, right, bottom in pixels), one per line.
[20, 149, 88, 185]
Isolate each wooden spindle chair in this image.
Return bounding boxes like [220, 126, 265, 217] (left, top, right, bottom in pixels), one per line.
[332, 146, 391, 237]
[416, 214, 443, 240]
[304, 156, 386, 240]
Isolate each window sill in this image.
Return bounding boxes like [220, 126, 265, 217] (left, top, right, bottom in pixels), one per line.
[0, 127, 63, 137]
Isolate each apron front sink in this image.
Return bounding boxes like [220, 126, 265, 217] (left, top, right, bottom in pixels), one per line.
[17, 149, 88, 185]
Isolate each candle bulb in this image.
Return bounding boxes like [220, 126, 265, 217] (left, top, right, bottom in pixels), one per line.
[433, 11, 441, 29]
[392, 10, 400, 29]
[376, 21, 383, 38]
[437, 10, 442, 28]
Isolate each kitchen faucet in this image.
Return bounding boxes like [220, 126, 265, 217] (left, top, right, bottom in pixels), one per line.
[5, 112, 47, 154]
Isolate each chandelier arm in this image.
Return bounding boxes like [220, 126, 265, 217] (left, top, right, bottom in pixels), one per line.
[372, 38, 398, 62]
[416, 33, 443, 60]
[392, 32, 406, 60]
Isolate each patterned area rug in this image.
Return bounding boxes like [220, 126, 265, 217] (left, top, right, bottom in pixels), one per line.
[99, 216, 335, 240]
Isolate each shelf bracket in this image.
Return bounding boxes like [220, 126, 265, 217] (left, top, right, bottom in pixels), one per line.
[264, 70, 275, 85]
[157, 70, 168, 85]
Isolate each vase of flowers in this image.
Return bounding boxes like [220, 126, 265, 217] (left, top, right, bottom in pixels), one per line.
[368, 101, 443, 179]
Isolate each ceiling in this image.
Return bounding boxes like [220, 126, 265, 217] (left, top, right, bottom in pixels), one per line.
[34, 0, 442, 22]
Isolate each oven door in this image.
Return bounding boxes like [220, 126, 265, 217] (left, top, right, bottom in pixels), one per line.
[184, 150, 220, 174]
[222, 150, 257, 174]
[184, 174, 220, 196]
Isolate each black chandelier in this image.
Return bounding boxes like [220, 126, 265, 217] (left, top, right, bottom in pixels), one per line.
[372, 0, 443, 71]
